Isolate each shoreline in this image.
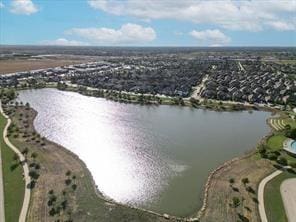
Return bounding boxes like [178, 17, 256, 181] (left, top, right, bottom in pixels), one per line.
[14, 84, 281, 114]
[13, 88, 279, 221]
[195, 118, 275, 221]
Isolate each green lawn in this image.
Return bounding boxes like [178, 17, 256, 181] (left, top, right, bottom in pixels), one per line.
[0, 113, 25, 222]
[264, 170, 296, 222]
[267, 134, 287, 151]
[267, 133, 296, 163]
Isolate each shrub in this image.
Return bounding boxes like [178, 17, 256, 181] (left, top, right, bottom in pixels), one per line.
[267, 152, 278, 160]
[241, 178, 249, 185]
[229, 178, 235, 184]
[29, 170, 40, 180]
[289, 162, 296, 168]
[231, 197, 240, 208]
[65, 179, 72, 186]
[71, 184, 77, 191]
[277, 156, 288, 166]
[258, 145, 266, 155]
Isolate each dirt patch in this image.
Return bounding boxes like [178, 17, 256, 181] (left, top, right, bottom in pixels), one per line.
[280, 178, 296, 222]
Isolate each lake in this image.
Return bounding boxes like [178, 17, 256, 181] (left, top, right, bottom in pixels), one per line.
[17, 88, 270, 216]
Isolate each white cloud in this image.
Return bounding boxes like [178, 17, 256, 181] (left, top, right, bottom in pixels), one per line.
[40, 38, 89, 46]
[66, 23, 156, 45]
[267, 21, 296, 31]
[0, 1, 4, 9]
[88, 0, 296, 32]
[10, 0, 38, 15]
[190, 29, 231, 45]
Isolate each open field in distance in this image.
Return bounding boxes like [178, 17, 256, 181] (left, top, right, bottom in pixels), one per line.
[0, 57, 93, 74]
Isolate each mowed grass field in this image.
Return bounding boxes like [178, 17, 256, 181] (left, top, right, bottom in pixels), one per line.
[0, 113, 25, 222]
[264, 170, 296, 222]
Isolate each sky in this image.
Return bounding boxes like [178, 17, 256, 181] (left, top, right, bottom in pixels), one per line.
[0, 0, 295, 47]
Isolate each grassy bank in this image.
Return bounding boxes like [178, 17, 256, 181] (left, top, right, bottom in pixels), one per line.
[264, 170, 296, 222]
[0, 112, 25, 222]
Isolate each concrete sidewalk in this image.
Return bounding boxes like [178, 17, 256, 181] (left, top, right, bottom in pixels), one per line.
[258, 169, 283, 222]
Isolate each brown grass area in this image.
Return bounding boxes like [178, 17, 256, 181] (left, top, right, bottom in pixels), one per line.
[8, 106, 179, 222]
[201, 156, 274, 222]
[0, 58, 88, 74]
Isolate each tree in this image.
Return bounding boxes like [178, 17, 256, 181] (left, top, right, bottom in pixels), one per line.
[258, 144, 267, 155]
[289, 162, 296, 168]
[12, 153, 19, 162]
[285, 128, 296, 139]
[284, 124, 291, 131]
[29, 170, 40, 180]
[65, 179, 72, 186]
[229, 178, 235, 186]
[21, 147, 29, 156]
[25, 102, 30, 109]
[241, 178, 249, 186]
[231, 197, 240, 208]
[71, 184, 77, 191]
[31, 152, 38, 160]
[277, 156, 288, 166]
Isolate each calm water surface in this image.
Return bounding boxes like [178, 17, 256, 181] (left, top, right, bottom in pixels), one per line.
[17, 88, 270, 216]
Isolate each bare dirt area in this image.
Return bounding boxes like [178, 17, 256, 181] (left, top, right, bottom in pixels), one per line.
[0, 58, 90, 74]
[280, 178, 296, 222]
[200, 155, 275, 222]
[8, 106, 178, 222]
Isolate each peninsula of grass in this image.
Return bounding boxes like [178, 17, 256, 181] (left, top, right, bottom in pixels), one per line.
[0, 112, 25, 222]
[264, 170, 296, 222]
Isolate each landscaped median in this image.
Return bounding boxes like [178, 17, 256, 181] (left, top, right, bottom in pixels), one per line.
[0, 111, 25, 222]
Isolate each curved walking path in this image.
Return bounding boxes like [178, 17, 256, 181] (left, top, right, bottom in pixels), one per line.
[258, 169, 283, 222]
[280, 178, 296, 222]
[0, 102, 31, 222]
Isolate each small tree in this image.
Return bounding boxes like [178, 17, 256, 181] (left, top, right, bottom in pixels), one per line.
[21, 147, 29, 156]
[71, 184, 77, 191]
[241, 178, 249, 186]
[12, 153, 19, 162]
[229, 178, 235, 187]
[289, 162, 296, 168]
[231, 197, 240, 208]
[31, 152, 38, 160]
[286, 128, 296, 139]
[277, 156, 288, 166]
[65, 179, 72, 186]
